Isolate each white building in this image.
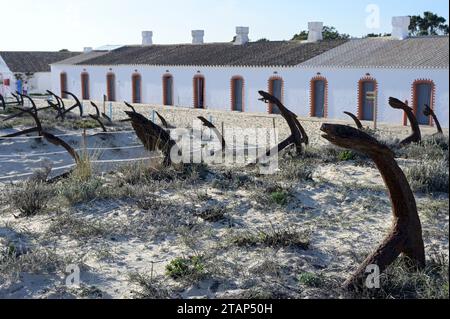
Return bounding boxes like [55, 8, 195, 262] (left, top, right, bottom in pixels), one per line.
[51, 17, 449, 127]
[0, 51, 80, 96]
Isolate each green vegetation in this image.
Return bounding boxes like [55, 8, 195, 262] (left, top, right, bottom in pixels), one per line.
[165, 256, 206, 280]
[298, 272, 325, 288]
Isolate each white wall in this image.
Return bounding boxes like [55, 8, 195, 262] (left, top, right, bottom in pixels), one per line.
[0, 72, 52, 96]
[51, 64, 449, 128]
[0, 55, 14, 97]
[26, 72, 52, 94]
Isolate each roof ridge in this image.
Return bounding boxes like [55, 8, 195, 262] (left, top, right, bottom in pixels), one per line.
[0, 51, 81, 53]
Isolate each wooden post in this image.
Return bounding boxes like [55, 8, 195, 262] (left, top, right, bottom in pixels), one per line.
[103, 95, 106, 115]
[82, 128, 87, 155]
[221, 121, 225, 148]
[272, 117, 277, 142]
[374, 93, 378, 130]
[109, 103, 113, 121]
[366, 91, 378, 130]
[209, 115, 213, 140]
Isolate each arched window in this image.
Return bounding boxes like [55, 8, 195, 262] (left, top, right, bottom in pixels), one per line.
[81, 72, 90, 100]
[310, 76, 328, 118]
[358, 77, 378, 121]
[132, 73, 142, 104]
[268, 76, 283, 114]
[106, 73, 116, 102]
[412, 79, 435, 126]
[60, 72, 68, 98]
[231, 76, 244, 112]
[193, 75, 205, 109]
[163, 74, 174, 106]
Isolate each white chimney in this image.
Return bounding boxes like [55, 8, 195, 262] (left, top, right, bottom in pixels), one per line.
[83, 47, 93, 53]
[142, 31, 153, 45]
[234, 26, 249, 45]
[392, 16, 411, 40]
[192, 30, 205, 44]
[307, 22, 323, 43]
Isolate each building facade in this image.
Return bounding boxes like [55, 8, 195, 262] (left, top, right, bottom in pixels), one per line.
[0, 51, 80, 96]
[50, 18, 449, 127]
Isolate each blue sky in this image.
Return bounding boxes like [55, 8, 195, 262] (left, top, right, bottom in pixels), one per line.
[3, 0, 449, 51]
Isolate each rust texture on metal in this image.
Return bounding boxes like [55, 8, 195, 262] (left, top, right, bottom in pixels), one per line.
[3, 93, 43, 137]
[1, 93, 23, 110]
[198, 116, 226, 152]
[258, 90, 309, 156]
[423, 104, 443, 135]
[59, 91, 83, 118]
[125, 110, 179, 166]
[1, 94, 80, 167]
[89, 102, 108, 132]
[11, 92, 24, 106]
[155, 111, 174, 129]
[320, 123, 425, 290]
[102, 112, 112, 123]
[344, 111, 364, 130]
[124, 102, 137, 113]
[389, 97, 422, 146]
[42, 131, 81, 164]
[46, 90, 66, 120]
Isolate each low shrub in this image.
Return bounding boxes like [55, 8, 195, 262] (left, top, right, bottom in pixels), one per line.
[405, 159, 449, 194]
[298, 272, 325, 288]
[7, 179, 54, 217]
[59, 177, 102, 205]
[165, 255, 206, 280]
[270, 191, 290, 206]
[352, 255, 449, 299]
[231, 226, 310, 250]
[129, 273, 172, 299]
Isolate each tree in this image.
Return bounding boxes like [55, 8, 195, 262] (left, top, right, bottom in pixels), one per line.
[323, 26, 350, 40]
[291, 30, 309, 41]
[291, 26, 350, 41]
[255, 38, 270, 43]
[409, 11, 449, 36]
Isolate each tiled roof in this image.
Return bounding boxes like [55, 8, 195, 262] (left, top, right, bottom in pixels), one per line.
[300, 36, 449, 69]
[52, 51, 110, 66]
[59, 40, 349, 67]
[0, 51, 81, 73]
